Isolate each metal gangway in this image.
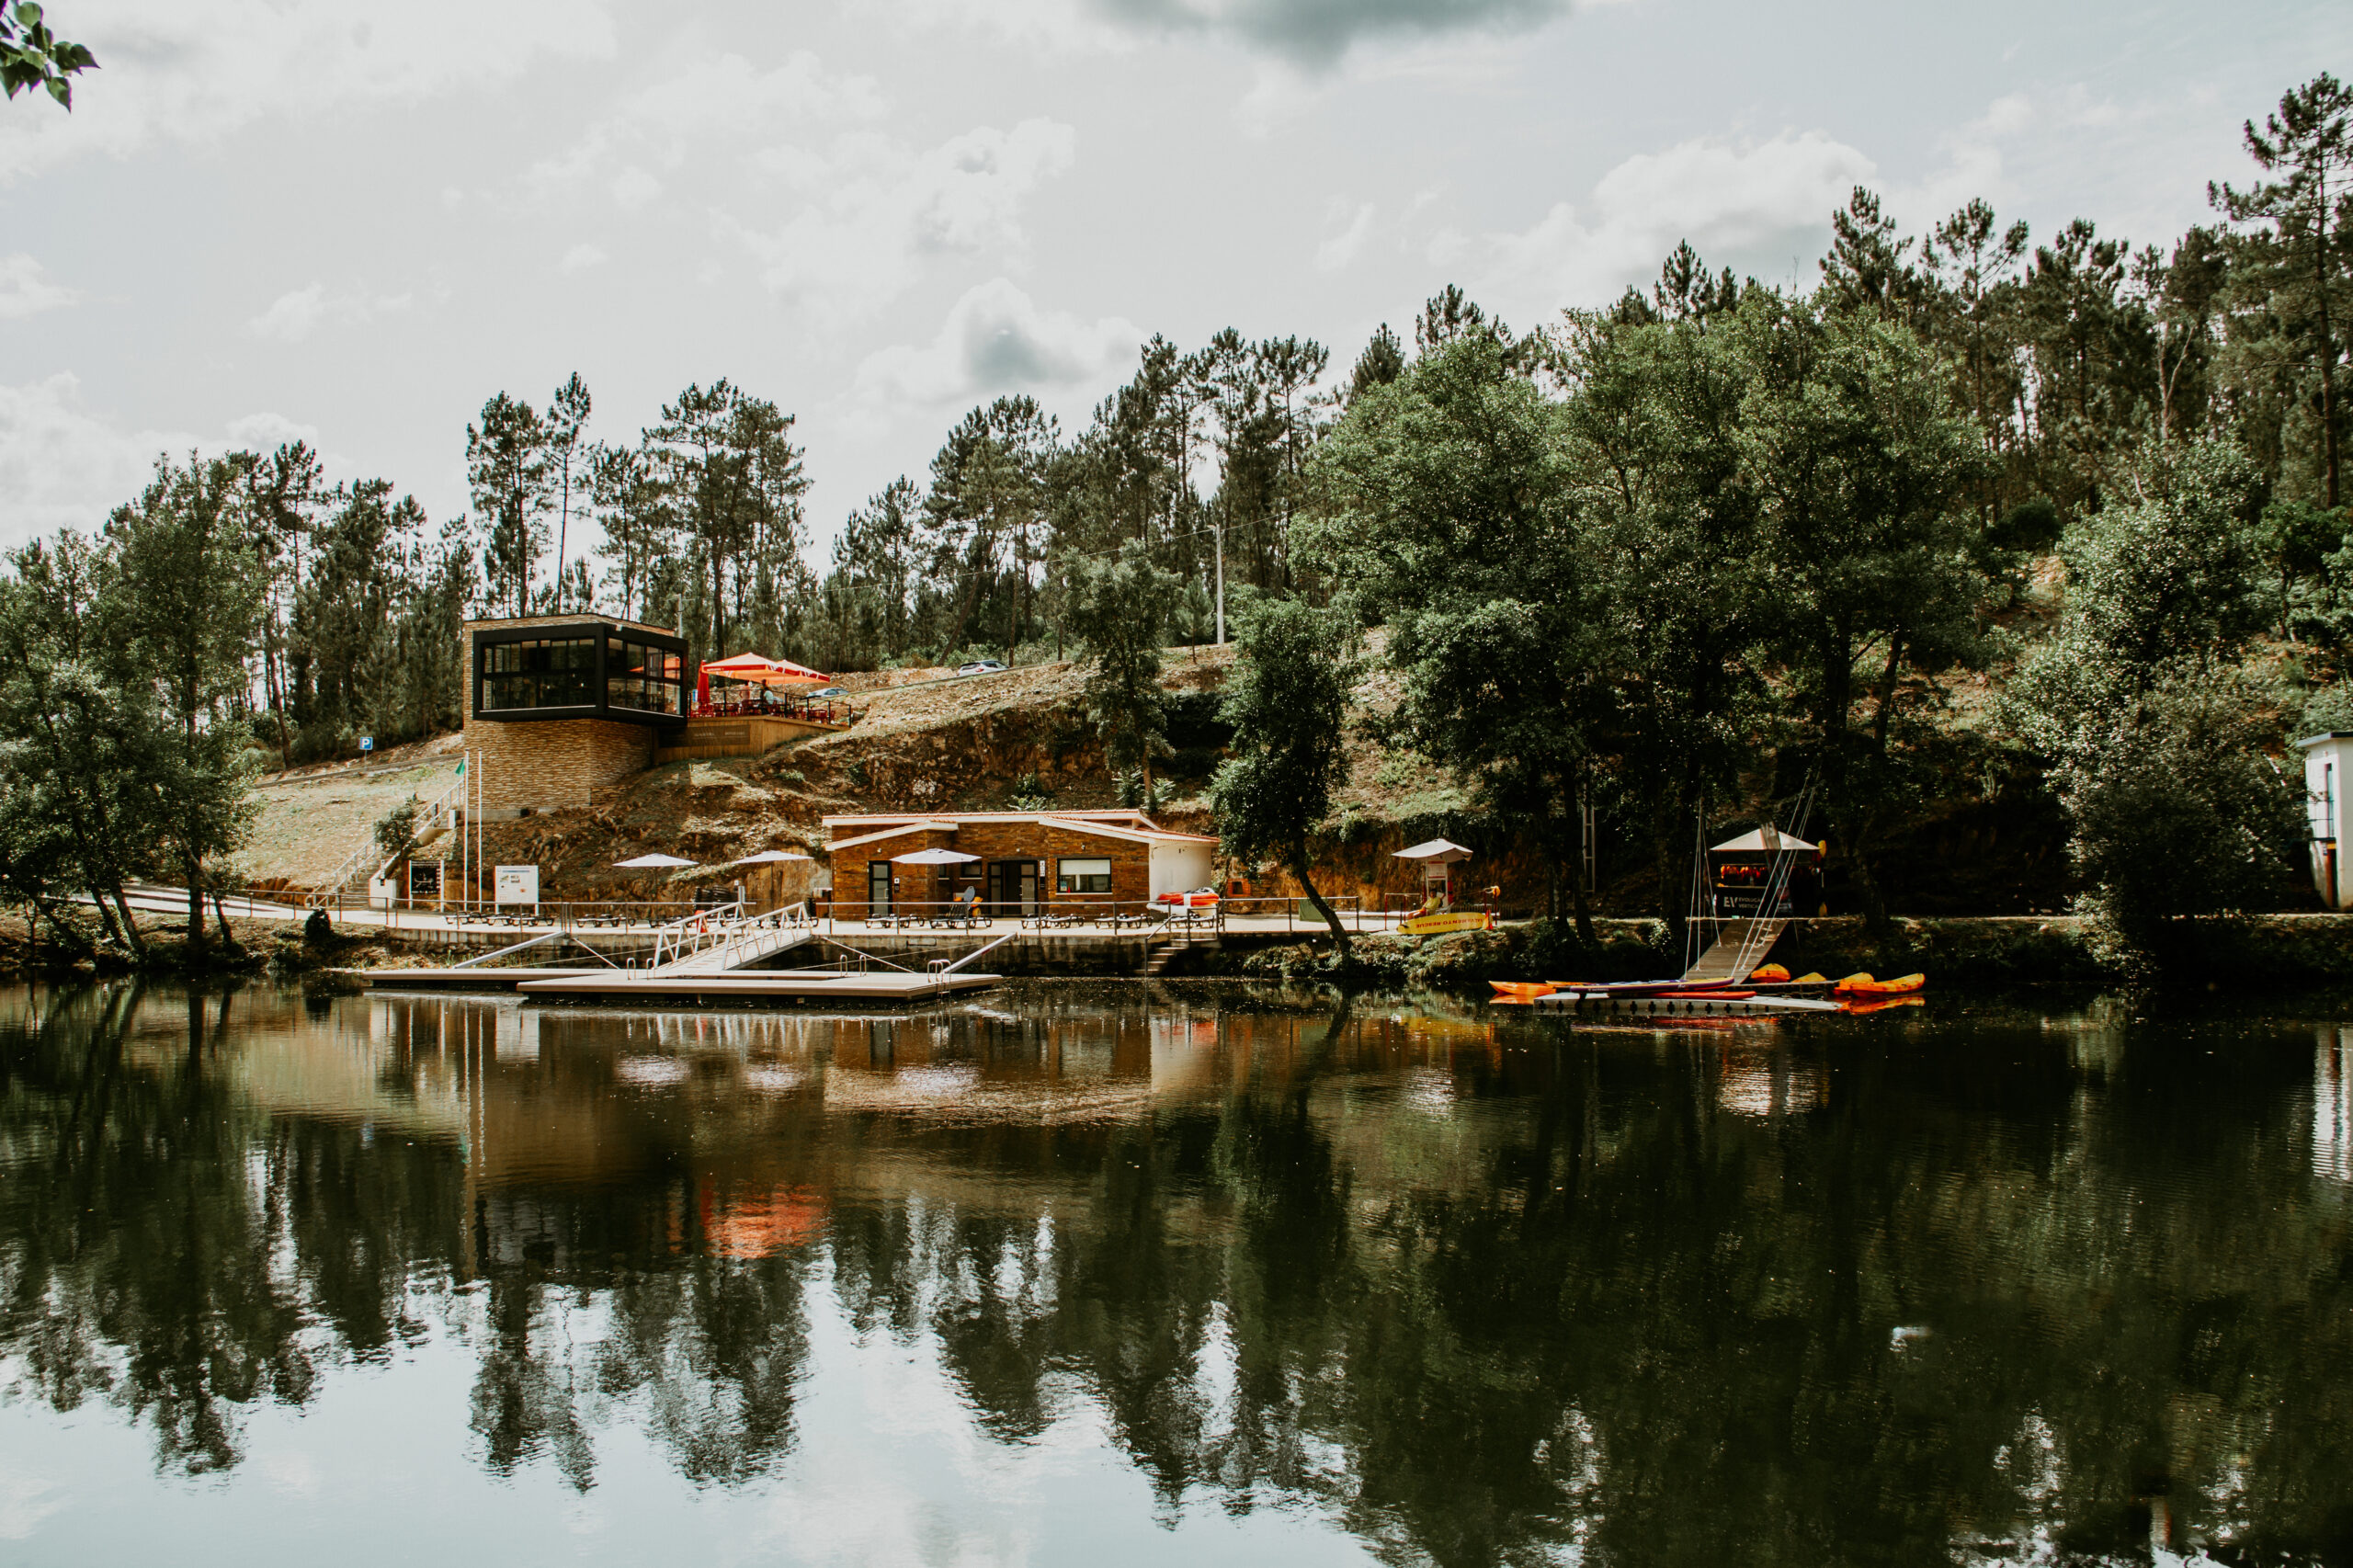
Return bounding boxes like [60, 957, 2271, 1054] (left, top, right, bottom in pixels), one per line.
[642, 903, 820, 974]
[1679, 917, 1790, 985]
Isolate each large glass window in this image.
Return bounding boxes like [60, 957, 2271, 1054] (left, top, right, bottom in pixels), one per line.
[605, 637, 682, 716]
[1056, 857, 1113, 894]
[479, 637, 597, 711]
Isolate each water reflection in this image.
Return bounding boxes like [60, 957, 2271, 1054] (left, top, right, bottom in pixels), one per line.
[0, 982, 2349, 1564]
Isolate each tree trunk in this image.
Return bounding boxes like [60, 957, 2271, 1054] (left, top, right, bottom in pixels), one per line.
[186, 854, 206, 958]
[1290, 846, 1351, 965]
[107, 882, 144, 955]
[2316, 166, 2340, 508]
[1564, 842, 1597, 946]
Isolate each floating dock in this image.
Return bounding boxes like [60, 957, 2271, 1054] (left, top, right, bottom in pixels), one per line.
[1530, 991, 1843, 1017]
[355, 966, 1001, 1006]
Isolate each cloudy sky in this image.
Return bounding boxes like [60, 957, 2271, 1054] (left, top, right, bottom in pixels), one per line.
[0, 0, 2346, 564]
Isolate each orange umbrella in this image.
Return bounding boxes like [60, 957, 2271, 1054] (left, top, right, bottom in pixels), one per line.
[700, 652, 829, 687]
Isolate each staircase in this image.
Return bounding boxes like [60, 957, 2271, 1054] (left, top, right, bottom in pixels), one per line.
[1142, 919, 1222, 977]
[1680, 917, 1789, 984]
[306, 771, 468, 909]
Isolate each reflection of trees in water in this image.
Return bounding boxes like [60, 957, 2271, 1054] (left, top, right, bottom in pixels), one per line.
[5, 985, 2353, 1562]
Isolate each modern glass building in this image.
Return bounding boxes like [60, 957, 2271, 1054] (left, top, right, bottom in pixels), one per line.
[472, 619, 688, 723]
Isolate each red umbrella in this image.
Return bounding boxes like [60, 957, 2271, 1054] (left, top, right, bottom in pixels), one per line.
[700, 651, 830, 686]
[696, 663, 710, 712]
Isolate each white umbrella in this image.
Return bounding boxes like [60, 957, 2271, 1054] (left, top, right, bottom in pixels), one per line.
[733, 849, 813, 865]
[613, 853, 697, 869]
[892, 847, 980, 865]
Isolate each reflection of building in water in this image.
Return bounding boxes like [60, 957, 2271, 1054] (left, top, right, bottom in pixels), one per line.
[1714, 1045, 1825, 1119]
[2316, 1027, 2352, 1183]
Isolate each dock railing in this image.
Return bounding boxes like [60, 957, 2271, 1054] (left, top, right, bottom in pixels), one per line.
[814, 894, 1394, 937]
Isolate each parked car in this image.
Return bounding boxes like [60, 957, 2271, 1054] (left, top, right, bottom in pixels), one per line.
[811, 686, 848, 699]
[1154, 886, 1221, 910]
[955, 660, 1007, 676]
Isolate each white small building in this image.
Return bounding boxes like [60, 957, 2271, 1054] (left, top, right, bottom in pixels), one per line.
[2299, 733, 2353, 909]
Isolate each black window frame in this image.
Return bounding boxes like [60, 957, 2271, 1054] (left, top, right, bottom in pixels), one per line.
[472, 620, 688, 725]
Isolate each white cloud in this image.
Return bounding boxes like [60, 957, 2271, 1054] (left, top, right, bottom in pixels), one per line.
[225, 411, 323, 450]
[246, 282, 414, 343]
[854, 278, 1143, 408]
[1315, 200, 1376, 271]
[610, 166, 662, 210]
[0, 378, 336, 547]
[0, 253, 78, 318]
[895, 0, 1581, 68]
[722, 118, 1079, 324]
[0, 0, 618, 183]
[0, 375, 193, 545]
[532, 51, 889, 196]
[1444, 129, 1876, 312]
[560, 243, 609, 274]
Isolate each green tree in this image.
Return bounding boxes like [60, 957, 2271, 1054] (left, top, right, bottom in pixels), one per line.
[0, 536, 154, 950]
[2212, 72, 2353, 506]
[103, 453, 268, 951]
[1307, 323, 1603, 930]
[1065, 540, 1178, 798]
[589, 442, 670, 622]
[466, 392, 551, 618]
[1733, 292, 1994, 927]
[2007, 439, 2289, 951]
[544, 372, 593, 609]
[0, 1, 93, 108]
[645, 381, 808, 658]
[1212, 597, 1357, 960]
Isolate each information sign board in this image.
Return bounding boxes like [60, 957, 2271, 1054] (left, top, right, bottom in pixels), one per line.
[494, 865, 540, 907]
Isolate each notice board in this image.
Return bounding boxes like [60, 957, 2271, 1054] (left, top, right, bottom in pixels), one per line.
[494, 865, 540, 906]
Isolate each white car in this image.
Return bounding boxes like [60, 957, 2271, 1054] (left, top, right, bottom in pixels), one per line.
[955, 660, 1008, 677]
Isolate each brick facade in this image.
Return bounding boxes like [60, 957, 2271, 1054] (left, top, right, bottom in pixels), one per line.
[460, 616, 674, 813]
[831, 820, 1160, 919]
[460, 715, 655, 812]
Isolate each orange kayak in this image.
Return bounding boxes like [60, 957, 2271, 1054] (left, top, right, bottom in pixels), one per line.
[1489, 981, 1557, 1001]
[1832, 972, 1926, 996]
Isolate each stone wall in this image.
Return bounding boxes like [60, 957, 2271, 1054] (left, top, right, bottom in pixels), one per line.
[460, 716, 655, 812]
[830, 821, 1154, 918]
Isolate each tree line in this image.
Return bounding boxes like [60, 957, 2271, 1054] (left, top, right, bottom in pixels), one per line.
[0, 71, 2345, 957]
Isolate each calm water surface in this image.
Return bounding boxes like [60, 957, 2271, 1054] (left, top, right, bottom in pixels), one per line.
[2, 981, 2349, 1566]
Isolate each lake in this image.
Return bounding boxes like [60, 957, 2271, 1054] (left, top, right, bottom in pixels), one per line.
[0, 981, 2347, 1566]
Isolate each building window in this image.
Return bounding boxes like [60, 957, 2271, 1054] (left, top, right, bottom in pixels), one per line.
[480, 636, 597, 712]
[1057, 857, 1112, 894]
[605, 637, 682, 716]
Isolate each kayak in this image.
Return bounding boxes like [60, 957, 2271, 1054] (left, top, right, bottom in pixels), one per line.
[1654, 990, 1756, 1000]
[1832, 972, 1926, 996]
[1489, 981, 1557, 1000]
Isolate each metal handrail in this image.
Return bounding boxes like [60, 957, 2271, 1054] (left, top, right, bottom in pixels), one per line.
[304, 769, 470, 910]
[653, 902, 815, 972]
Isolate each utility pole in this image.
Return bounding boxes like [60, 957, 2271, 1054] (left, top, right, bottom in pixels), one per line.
[1214, 517, 1225, 645]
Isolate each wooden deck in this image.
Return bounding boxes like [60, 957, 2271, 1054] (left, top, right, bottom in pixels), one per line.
[1531, 990, 1839, 1017]
[356, 966, 1001, 1006]
[653, 713, 847, 764]
[517, 970, 1001, 1005]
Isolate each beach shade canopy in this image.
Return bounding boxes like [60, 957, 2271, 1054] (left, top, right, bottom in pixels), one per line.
[613, 852, 698, 869]
[892, 847, 981, 866]
[733, 849, 813, 865]
[700, 651, 830, 687]
[1393, 837, 1474, 865]
[1710, 826, 1818, 854]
